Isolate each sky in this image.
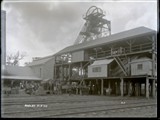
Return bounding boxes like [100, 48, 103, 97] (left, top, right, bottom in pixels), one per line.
[1, 0, 158, 66]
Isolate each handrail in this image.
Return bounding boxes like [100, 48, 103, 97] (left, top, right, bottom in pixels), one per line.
[55, 42, 152, 64]
[87, 42, 152, 60]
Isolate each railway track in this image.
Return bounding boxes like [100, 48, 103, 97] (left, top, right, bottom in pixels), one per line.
[2, 95, 157, 118]
[45, 103, 156, 117]
[2, 98, 123, 106]
[2, 101, 156, 118]
[2, 100, 152, 114]
[2, 95, 152, 105]
[2, 94, 148, 101]
[2, 97, 153, 106]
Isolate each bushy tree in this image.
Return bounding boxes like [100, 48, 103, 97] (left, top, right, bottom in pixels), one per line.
[6, 51, 27, 66]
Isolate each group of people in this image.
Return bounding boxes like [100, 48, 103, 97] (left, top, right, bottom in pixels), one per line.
[67, 85, 90, 95]
[66, 83, 110, 96]
[22, 82, 40, 95]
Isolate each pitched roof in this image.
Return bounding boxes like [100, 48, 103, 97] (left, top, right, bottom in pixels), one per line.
[27, 55, 54, 66]
[1, 76, 42, 81]
[91, 59, 114, 66]
[2, 66, 42, 81]
[55, 26, 156, 55]
[130, 57, 152, 63]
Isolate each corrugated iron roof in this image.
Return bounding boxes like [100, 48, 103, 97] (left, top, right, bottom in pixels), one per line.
[2, 66, 42, 81]
[91, 59, 114, 66]
[27, 56, 54, 66]
[130, 57, 152, 63]
[55, 26, 156, 55]
[1, 76, 42, 81]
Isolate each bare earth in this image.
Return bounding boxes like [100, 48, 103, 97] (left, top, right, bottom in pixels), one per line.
[1, 93, 157, 118]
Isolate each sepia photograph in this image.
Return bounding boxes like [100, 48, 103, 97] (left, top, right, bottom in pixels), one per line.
[1, 0, 157, 118]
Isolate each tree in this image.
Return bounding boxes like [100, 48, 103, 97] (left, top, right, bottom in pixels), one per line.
[6, 51, 27, 66]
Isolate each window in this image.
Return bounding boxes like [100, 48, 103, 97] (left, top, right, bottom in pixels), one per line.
[137, 64, 143, 70]
[92, 67, 101, 72]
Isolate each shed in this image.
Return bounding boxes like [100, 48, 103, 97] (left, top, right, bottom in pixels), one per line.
[130, 57, 154, 76]
[88, 59, 113, 78]
[27, 56, 55, 80]
[1, 65, 42, 81]
[1, 65, 42, 94]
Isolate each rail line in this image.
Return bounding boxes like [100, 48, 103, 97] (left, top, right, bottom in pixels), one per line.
[2, 97, 152, 106]
[2, 95, 150, 103]
[2, 101, 156, 117]
[43, 103, 156, 117]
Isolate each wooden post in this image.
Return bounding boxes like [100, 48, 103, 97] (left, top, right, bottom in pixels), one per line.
[80, 62, 83, 95]
[146, 77, 149, 99]
[69, 64, 71, 80]
[108, 80, 110, 89]
[128, 81, 131, 96]
[61, 65, 63, 81]
[135, 83, 140, 96]
[111, 48, 113, 56]
[120, 78, 124, 97]
[11, 80, 15, 89]
[108, 80, 111, 95]
[151, 79, 155, 98]
[118, 81, 121, 95]
[144, 83, 146, 95]
[135, 83, 138, 96]
[152, 35, 156, 77]
[115, 82, 118, 95]
[126, 81, 128, 95]
[80, 88, 82, 95]
[129, 40, 132, 53]
[138, 83, 140, 96]
[54, 66, 56, 80]
[115, 81, 120, 96]
[101, 79, 104, 95]
[80, 62, 83, 76]
[140, 83, 141, 96]
[96, 48, 98, 59]
[128, 57, 131, 76]
[152, 51, 156, 77]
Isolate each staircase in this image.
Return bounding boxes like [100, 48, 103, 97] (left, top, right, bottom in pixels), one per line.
[79, 60, 93, 86]
[112, 56, 128, 77]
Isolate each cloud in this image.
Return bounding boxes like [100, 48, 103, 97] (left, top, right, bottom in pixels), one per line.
[2, 1, 157, 66]
[124, 2, 157, 31]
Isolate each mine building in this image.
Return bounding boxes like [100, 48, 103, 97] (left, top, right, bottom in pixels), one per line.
[53, 26, 157, 98]
[52, 6, 157, 98]
[1, 6, 157, 98]
[27, 56, 55, 80]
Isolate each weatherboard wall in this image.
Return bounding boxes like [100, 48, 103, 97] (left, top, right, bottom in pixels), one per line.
[72, 50, 84, 62]
[131, 59, 152, 76]
[88, 64, 108, 78]
[43, 57, 55, 80]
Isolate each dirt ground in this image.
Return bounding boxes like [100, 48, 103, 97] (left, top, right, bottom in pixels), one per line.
[1, 94, 157, 118]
